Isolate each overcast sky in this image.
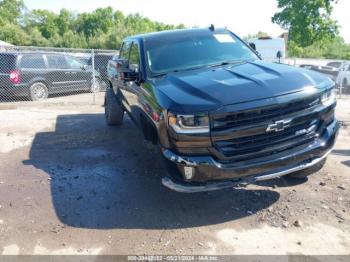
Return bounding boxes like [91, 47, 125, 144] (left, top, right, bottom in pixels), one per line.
[23, 0, 350, 43]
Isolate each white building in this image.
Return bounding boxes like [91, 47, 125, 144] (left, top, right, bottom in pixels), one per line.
[248, 37, 286, 62]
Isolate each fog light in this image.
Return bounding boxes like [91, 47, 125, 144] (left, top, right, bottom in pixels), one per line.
[184, 166, 194, 180]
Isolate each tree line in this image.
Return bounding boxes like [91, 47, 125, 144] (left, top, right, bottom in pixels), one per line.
[272, 0, 350, 59]
[0, 0, 185, 49]
[0, 0, 349, 59]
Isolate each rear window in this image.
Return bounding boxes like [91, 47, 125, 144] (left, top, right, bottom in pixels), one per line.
[20, 55, 46, 69]
[0, 54, 16, 73]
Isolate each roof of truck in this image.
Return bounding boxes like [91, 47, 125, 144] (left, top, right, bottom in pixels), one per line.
[125, 27, 229, 42]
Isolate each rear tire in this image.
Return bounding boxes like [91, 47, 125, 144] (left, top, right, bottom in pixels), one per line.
[29, 82, 48, 101]
[287, 158, 326, 179]
[105, 88, 124, 126]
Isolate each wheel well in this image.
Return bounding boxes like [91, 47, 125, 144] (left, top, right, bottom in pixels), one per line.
[30, 81, 49, 90]
[140, 114, 158, 144]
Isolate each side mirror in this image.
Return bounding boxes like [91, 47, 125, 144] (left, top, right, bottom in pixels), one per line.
[249, 42, 256, 51]
[116, 59, 138, 82]
[81, 64, 88, 70]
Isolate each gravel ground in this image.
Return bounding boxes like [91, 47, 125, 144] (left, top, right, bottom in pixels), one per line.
[0, 93, 349, 255]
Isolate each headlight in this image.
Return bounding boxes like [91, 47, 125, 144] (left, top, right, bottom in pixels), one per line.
[321, 89, 336, 106]
[168, 113, 209, 134]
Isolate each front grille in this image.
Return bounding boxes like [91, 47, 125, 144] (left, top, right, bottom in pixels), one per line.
[211, 96, 323, 161]
[212, 95, 320, 131]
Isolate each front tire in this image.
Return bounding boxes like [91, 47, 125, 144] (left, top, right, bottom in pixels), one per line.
[105, 88, 124, 126]
[29, 82, 48, 101]
[287, 158, 326, 179]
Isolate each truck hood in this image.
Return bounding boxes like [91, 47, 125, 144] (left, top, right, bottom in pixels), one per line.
[153, 60, 333, 113]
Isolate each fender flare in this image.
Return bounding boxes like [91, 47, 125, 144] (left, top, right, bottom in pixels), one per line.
[28, 77, 49, 89]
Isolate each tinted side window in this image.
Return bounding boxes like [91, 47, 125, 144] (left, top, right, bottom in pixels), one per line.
[129, 43, 140, 71]
[47, 55, 69, 69]
[20, 55, 46, 69]
[120, 42, 132, 60]
[66, 56, 83, 69]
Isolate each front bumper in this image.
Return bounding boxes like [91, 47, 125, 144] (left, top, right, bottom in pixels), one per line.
[162, 119, 339, 193]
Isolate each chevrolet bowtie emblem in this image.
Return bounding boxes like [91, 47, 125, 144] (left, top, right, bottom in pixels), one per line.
[266, 119, 292, 132]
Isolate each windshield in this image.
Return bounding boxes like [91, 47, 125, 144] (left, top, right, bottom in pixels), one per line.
[145, 31, 259, 75]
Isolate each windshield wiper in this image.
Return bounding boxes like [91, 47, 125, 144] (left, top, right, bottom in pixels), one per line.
[172, 65, 206, 73]
[153, 67, 202, 77]
[152, 61, 249, 77]
[152, 67, 202, 77]
[206, 60, 246, 69]
[152, 72, 168, 78]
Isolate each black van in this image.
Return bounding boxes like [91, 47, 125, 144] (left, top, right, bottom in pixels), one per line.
[0, 52, 101, 101]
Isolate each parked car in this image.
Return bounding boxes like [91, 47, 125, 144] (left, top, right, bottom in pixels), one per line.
[299, 61, 346, 81]
[0, 51, 102, 101]
[326, 61, 345, 70]
[88, 53, 118, 90]
[336, 62, 350, 92]
[106, 27, 339, 193]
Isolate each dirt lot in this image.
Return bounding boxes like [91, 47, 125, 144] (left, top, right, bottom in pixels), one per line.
[0, 93, 349, 255]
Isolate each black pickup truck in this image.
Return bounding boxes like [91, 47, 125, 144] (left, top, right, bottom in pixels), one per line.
[106, 27, 339, 193]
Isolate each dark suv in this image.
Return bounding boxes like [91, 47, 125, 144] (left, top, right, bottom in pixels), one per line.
[0, 52, 101, 101]
[106, 28, 339, 193]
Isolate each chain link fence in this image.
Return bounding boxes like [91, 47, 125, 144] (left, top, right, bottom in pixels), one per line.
[267, 57, 350, 100]
[0, 45, 349, 106]
[0, 45, 119, 106]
